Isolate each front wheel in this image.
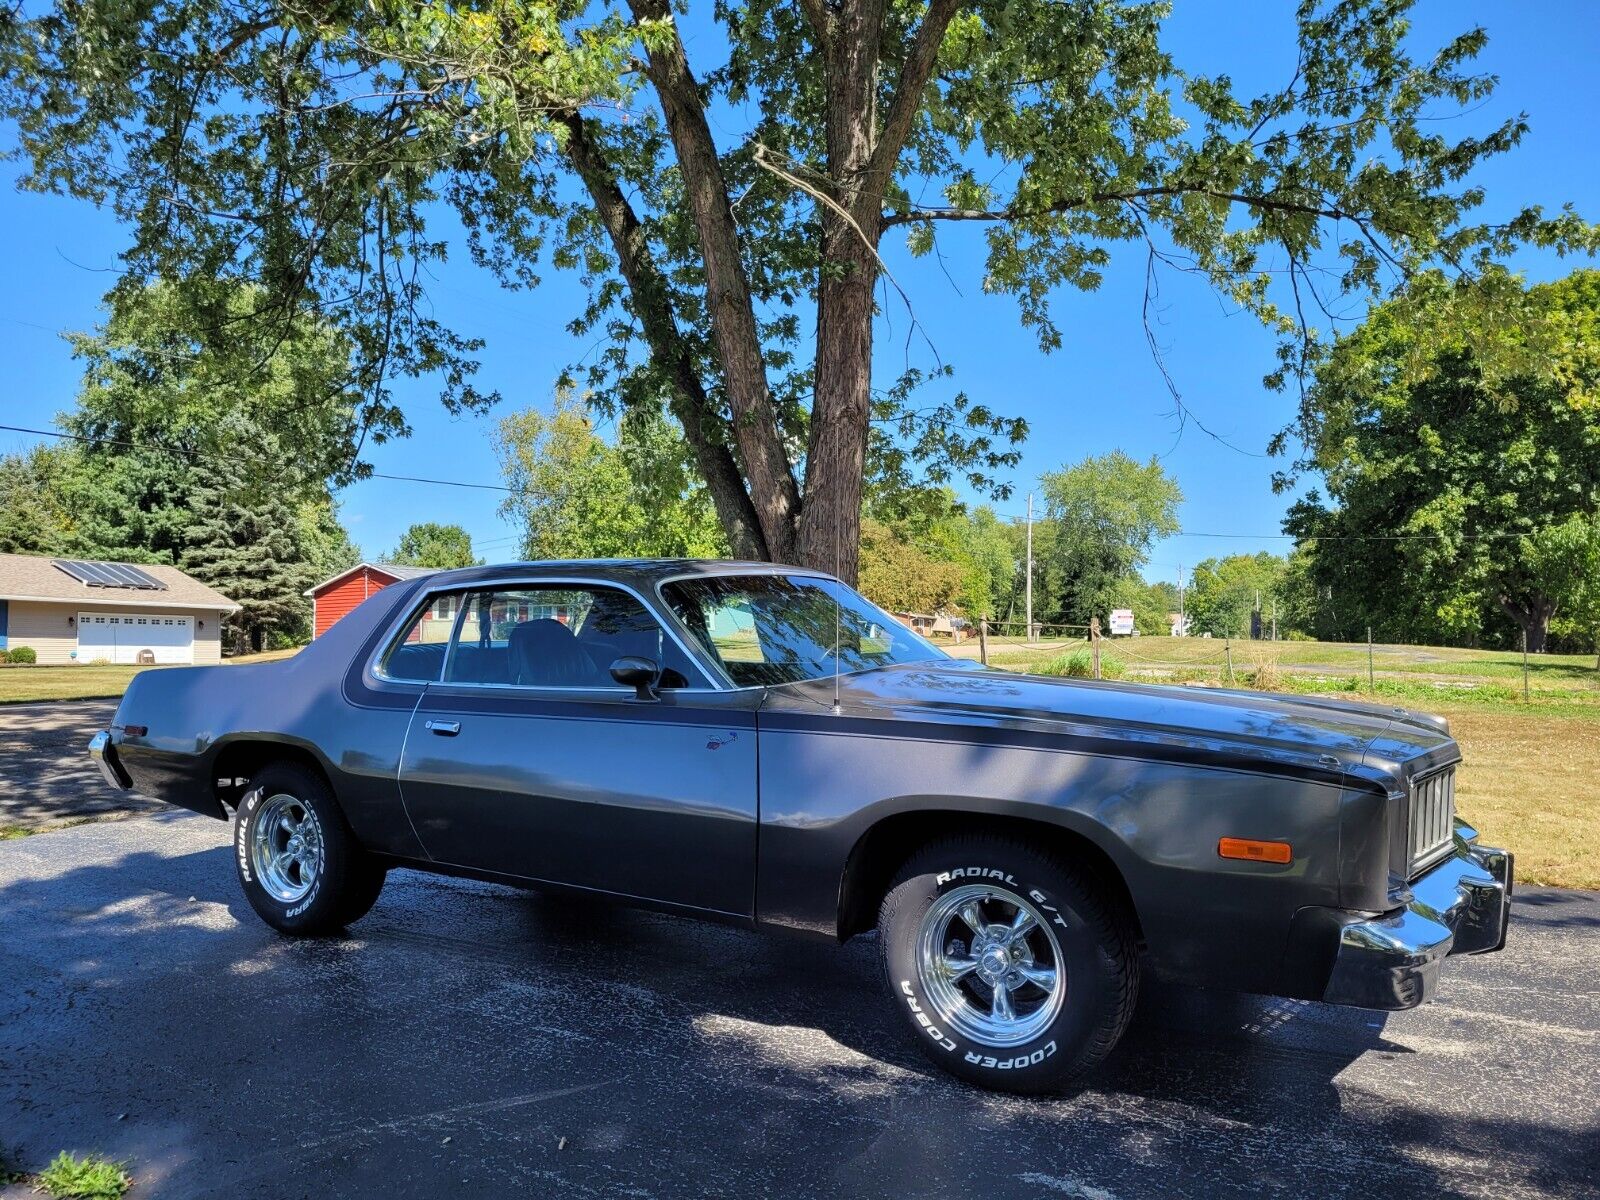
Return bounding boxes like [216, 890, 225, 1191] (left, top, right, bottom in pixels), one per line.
[878, 835, 1138, 1092]
[233, 761, 386, 936]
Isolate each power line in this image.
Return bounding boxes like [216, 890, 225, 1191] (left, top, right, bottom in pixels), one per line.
[0, 423, 514, 493]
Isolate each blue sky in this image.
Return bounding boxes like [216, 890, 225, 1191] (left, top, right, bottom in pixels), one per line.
[2, 0, 1595, 583]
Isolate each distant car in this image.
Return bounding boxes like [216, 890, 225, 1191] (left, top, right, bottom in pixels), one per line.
[89, 560, 1513, 1092]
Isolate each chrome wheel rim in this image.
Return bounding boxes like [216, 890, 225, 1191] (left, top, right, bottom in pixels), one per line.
[915, 884, 1066, 1047]
[250, 793, 324, 904]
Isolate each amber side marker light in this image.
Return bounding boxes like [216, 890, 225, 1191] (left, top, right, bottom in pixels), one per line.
[1218, 837, 1293, 865]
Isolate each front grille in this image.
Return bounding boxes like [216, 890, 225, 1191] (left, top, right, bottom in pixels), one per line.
[1409, 767, 1456, 874]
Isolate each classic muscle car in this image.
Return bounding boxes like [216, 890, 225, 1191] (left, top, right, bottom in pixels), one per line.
[89, 560, 1513, 1091]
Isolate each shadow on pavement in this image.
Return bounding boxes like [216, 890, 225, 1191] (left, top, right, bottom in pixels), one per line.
[1, 819, 1596, 1199]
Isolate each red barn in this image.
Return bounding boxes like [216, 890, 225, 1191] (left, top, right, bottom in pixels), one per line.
[304, 562, 435, 640]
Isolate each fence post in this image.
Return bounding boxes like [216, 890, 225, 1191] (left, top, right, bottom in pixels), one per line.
[1522, 629, 1530, 703]
[1091, 616, 1102, 679]
[1225, 637, 1234, 684]
[979, 618, 989, 667]
[1367, 625, 1375, 692]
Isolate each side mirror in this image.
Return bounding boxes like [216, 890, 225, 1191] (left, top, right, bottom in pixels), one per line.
[610, 655, 662, 700]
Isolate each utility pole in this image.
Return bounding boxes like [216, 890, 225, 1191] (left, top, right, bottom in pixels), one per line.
[1025, 492, 1034, 644]
[1177, 563, 1185, 638]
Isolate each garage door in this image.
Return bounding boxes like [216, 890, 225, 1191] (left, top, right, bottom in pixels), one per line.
[77, 613, 193, 665]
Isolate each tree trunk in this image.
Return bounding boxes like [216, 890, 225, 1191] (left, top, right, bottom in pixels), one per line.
[799, 234, 876, 582]
[794, 0, 885, 584]
[555, 112, 767, 560]
[1499, 593, 1555, 654]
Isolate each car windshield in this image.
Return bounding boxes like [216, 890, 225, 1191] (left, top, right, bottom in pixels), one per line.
[662, 574, 947, 687]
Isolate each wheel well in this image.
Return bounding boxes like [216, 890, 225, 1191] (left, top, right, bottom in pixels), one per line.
[209, 740, 334, 814]
[836, 811, 1144, 946]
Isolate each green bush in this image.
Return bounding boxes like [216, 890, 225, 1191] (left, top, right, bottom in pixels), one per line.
[1033, 648, 1125, 679]
[6, 646, 37, 665]
[34, 1152, 130, 1200]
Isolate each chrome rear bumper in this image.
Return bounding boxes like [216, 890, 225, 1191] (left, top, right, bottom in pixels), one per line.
[88, 729, 133, 791]
[1322, 823, 1512, 1010]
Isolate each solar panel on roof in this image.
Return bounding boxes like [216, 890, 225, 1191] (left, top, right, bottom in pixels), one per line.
[53, 559, 168, 591]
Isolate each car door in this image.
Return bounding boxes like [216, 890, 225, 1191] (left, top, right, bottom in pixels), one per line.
[396, 580, 760, 917]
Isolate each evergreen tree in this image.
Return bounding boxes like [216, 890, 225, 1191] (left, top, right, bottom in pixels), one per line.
[181, 461, 317, 654]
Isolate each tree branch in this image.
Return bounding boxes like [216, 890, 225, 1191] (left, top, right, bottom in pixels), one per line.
[881, 185, 1355, 229]
[626, 0, 801, 559]
[794, 0, 834, 47]
[865, 0, 963, 192]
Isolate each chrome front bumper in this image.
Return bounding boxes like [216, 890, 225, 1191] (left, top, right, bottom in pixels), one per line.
[88, 729, 133, 791]
[1322, 824, 1513, 1010]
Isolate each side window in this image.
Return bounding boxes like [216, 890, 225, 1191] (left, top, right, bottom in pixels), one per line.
[441, 585, 698, 689]
[380, 591, 465, 682]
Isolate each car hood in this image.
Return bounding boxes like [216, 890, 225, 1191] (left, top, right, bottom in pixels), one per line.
[771, 660, 1453, 786]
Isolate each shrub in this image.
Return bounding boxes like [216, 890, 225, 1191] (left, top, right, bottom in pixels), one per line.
[6, 646, 36, 665]
[1247, 653, 1283, 691]
[1033, 648, 1125, 679]
[34, 1152, 130, 1200]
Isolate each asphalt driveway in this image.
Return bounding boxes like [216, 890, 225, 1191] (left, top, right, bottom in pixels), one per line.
[0, 700, 158, 829]
[2, 812, 1596, 1199]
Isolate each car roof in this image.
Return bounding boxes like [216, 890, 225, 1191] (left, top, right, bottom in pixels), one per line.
[412, 558, 839, 591]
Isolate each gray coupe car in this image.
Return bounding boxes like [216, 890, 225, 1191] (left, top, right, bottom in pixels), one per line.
[90, 560, 1512, 1091]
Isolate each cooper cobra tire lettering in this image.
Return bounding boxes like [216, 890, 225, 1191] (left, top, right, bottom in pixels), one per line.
[963, 1042, 1057, 1070]
[881, 834, 1140, 1092]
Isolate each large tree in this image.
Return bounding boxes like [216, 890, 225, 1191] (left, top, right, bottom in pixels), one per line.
[181, 457, 320, 652]
[0, 445, 81, 555]
[496, 391, 726, 559]
[1186, 552, 1289, 639]
[388, 522, 483, 569]
[1038, 451, 1180, 625]
[4, 1, 1586, 581]
[1286, 268, 1600, 652]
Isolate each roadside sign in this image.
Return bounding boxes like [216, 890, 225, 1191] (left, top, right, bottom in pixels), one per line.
[1108, 609, 1135, 637]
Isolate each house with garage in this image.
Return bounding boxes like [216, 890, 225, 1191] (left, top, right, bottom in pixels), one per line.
[0, 552, 238, 665]
[305, 562, 435, 640]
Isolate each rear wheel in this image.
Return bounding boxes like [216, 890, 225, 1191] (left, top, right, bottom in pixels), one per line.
[233, 762, 385, 935]
[877, 835, 1138, 1092]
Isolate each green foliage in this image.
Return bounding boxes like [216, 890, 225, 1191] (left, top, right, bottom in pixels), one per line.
[0, 445, 80, 555]
[864, 488, 1019, 618]
[1287, 269, 1600, 651]
[1186, 553, 1290, 639]
[857, 517, 967, 614]
[6, 646, 38, 665]
[1033, 649, 1125, 680]
[180, 459, 319, 654]
[34, 1151, 130, 1200]
[2, 0, 1586, 567]
[496, 393, 726, 561]
[1105, 576, 1181, 637]
[0, 285, 364, 651]
[387, 523, 482, 570]
[65, 282, 369, 492]
[1038, 453, 1182, 625]
[296, 498, 364, 585]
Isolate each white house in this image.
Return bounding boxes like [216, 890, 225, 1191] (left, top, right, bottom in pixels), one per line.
[0, 552, 238, 665]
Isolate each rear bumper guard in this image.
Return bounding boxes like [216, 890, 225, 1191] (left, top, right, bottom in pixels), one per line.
[88, 729, 134, 791]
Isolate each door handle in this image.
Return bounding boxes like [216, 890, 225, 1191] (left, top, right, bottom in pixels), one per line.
[425, 720, 461, 736]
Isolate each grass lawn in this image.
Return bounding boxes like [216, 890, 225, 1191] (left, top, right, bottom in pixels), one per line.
[0, 647, 301, 704]
[976, 636, 1599, 890]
